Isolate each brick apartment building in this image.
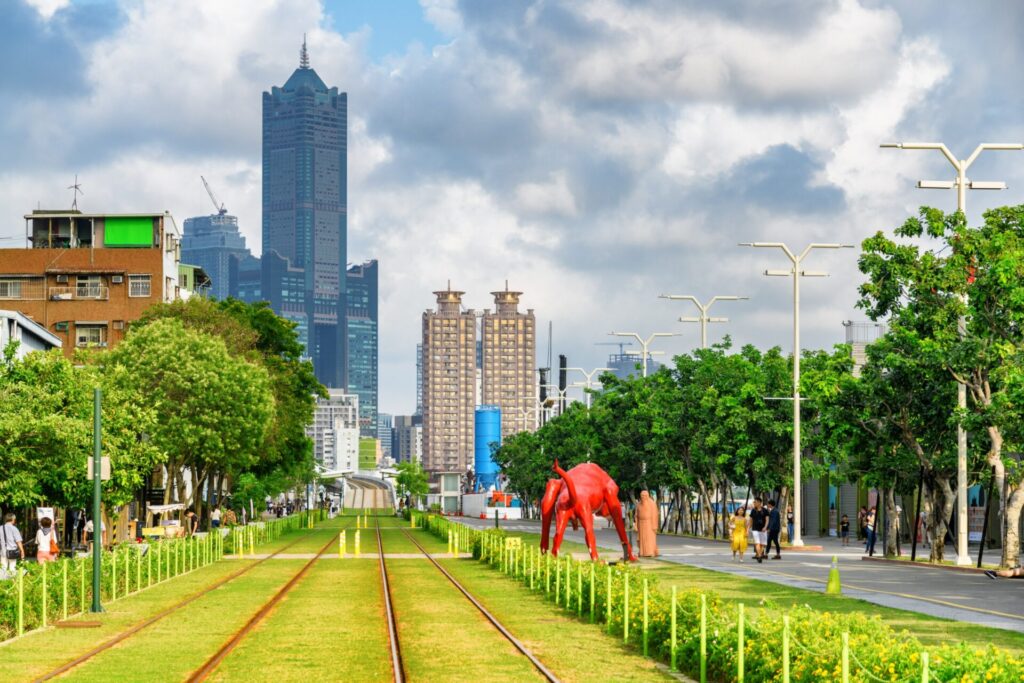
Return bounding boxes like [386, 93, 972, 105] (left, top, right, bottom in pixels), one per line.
[0, 210, 184, 355]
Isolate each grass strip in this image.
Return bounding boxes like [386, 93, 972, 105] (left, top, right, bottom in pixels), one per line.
[439, 558, 672, 682]
[209, 560, 390, 682]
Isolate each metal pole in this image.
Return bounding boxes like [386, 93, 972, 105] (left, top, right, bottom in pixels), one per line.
[955, 161, 970, 566]
[641, 338, 649, 378]
[699, 306, 708, 350]
[91, 388, 103, 613]
[792, 256, 802, 546]
[977, 466, 995, 568]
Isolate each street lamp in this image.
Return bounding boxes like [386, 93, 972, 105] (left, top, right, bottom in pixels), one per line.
[608, 332, 679, 377]
[659, 294, 748, 349]
[739, 242, 854, 547]
[566, 367, 612, 408]
[881, 140, 1021, 566]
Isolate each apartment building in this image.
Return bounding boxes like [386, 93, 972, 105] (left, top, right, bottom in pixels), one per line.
[481, 285, 536, 439]
[307, 388, 359, 472]
[0, 210, 183, 356]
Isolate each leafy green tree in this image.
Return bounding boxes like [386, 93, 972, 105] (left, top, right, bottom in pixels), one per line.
[394, 461, 429, 508]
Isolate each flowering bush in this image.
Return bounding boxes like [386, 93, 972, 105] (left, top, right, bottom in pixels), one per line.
[424, 516, 1024, 682]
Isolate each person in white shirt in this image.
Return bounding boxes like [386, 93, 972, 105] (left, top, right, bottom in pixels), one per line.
[35, 517, 58, 562]
[211, 506, 222, 529]
[2, 513, 25, 574]
[84, 518, 106, 552]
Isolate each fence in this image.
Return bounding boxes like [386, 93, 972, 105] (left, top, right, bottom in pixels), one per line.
[411, 512, 1022, 683]
[0, 510, 323, 644]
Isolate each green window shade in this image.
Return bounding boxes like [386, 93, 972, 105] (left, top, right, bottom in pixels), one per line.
[104, 217, 154, 247]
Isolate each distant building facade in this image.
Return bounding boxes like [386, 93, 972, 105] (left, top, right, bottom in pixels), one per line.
[377, 412, 392, 458]
[480, 285, 536, 439]
[0, 210, 183, 356]
[608, 352, 661, 380]
[262, 40, 348, 388]
[392, 414, 422, 464]
[307, 388, 359, 472]
[421, 285, 477, 474]
[181, 212, 253, 300]
[346, 260, 378, 436]
[0, 309, 61, 358]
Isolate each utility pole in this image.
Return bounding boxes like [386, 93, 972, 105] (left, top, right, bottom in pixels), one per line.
[91, 388, 103, 613]
[566, 367, 612, 408]
[608, 332, 678, 377]
[739, 242, 853, 546]
[881, 140, 1021, 565]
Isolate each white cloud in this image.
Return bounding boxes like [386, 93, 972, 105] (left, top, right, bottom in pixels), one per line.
[24, 0, 68, 20]
[514, 171, 578, 217]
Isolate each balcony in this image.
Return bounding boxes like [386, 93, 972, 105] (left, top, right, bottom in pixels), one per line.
[48, 286, 109, 301]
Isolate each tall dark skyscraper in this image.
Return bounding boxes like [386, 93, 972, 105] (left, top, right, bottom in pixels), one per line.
[347, 259, 378, 437]
[262, 39, 348, 388]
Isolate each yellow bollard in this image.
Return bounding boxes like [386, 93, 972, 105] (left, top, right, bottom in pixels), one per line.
[339, 530, 346, 559]
[826, 555, 842, 594]
[355, 530, 361, 557]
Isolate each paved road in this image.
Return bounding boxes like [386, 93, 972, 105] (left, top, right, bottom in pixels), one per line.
[461, 517, 1024, 633]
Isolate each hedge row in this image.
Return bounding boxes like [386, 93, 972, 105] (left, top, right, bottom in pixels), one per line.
[414, 512, 1023, 683]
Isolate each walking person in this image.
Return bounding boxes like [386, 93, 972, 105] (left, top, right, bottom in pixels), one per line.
[210, 506, 222, 530]
[840, 514, 851, 546]
[766, 500, 782, 559]
[35, 517, 59, 562]
[748, 498, 768, 563]
[730, 506, 748, 562]
[865, 507, 877, 556]
[785, 505, 794, 544]
[636, 490, 659, 558]
[2, 513, 25, 576]
[185, 509, 199, 537]
[858, 506, 868, 544]
[84, 517, 106, 552]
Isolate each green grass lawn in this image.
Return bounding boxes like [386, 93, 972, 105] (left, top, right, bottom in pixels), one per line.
[59, 560, 312, 681]
[439, 558, 673, 682]
[475, 525, 1024, 656]
[385, 559, 546, 682]
[210, 561, 391, 682]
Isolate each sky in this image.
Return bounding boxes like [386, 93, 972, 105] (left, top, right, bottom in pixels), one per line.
[3, 0, 1024, 417]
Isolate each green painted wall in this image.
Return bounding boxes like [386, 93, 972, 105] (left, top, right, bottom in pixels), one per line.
[104, 216, 154, 247]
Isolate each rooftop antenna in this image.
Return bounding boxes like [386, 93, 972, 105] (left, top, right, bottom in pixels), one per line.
[300, 34, 310, 69]
[68, 175, 83, 211]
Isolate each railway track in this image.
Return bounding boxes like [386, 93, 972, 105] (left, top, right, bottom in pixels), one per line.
[393, 527, 561, 683]
[375, 516, 406, 683]
[33, 523, 329, 683]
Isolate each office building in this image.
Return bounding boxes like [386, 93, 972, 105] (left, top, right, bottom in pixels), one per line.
[307, 388, 359, 472]
[262, 38, 348, 387]
[377, 412, 393, 459]
[415, 343, 423, 416]
[421, 285, 477, 474]
[392, 414, 423, 464]
[608, 352, 661, 380]
[481, 284, 536, 439]
[181, 212, 253, 301]
[346, 260, 378, 436]
[0, 210, 183, 356]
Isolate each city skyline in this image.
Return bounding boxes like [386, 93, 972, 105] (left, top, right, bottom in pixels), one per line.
[5, 1, 1024, 416]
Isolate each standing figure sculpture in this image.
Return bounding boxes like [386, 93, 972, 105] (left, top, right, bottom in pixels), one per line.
[636, 490, 659, 557]
[540, 460, 637, 561]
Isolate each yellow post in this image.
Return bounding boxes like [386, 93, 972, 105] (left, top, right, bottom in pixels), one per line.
[355, 530, 361, 557]
[339, 530, 346, 558]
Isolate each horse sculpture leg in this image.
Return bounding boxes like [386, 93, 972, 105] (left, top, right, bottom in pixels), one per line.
[540, 479, 562, 554]
[579, 507, 600, 560]
[606, 495, 637, 562]
[551, 507, 572, 557]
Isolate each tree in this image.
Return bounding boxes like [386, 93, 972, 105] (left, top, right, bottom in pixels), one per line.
[102, 318, 275, 514]
[394, 462, 429, 508]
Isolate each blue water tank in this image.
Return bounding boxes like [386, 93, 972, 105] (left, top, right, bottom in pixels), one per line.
[474, 405, 502, 491]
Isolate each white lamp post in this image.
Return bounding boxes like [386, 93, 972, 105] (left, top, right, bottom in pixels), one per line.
[566, 367, 612, 408]
[881, 140, 1021, 565]
[608, 332, 679, 377]
[739, 242, 854, 546]
[658, 294, 748, 349]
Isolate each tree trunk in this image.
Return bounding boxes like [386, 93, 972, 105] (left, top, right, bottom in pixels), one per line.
[884, 488, 899, 557]
[928, 476, 954, 563]
[1001, 481, 1024, 569]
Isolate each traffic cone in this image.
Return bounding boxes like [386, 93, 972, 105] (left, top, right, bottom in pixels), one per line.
[826, 555, 842, 594]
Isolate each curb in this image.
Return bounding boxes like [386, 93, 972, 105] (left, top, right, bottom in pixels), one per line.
[860, 556, 993, 574]
[659, 533, 824, 552]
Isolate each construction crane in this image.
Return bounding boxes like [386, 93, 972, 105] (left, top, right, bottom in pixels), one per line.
[595, 341, 634, 356]
[200, 176, 227, 216]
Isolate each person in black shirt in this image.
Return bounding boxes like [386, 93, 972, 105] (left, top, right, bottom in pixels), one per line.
[766, 500, 782, 559]
[748, 498, 768, 563]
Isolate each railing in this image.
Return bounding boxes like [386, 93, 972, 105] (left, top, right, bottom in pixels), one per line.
[48, 286, 109, 301]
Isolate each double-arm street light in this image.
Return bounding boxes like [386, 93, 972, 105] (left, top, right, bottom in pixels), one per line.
[566, 366, 612, 408]
[882, 140, 1022, 565]
[608, 331, 679, 377]
[658, 294, 748, 349]
[739, 242, 854, 547]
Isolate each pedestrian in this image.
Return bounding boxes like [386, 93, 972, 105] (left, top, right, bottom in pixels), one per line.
[211, 506, 222, 530]
[786, 505, 794, 543]
[729, 506, 748, 562]
[223, 508, 238, 527]
[185, 509, 199, 536]
[35, 517, 59, 562]
[865, 507, 877, 555]
[84, 517, 106, 552]
[766, 500, 782, 559]
[1, 513, 25, 576]
[840, 514, 851, 546]
[748, 498, 768, 563]
[858, 506, 868, 543]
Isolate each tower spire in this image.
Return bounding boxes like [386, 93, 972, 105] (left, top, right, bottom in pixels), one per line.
[300, 34, 310, 69]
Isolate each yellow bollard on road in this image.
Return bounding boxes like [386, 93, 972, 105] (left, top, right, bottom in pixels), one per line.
[339, 530, 346, 559]
[355, 530, 361, 557]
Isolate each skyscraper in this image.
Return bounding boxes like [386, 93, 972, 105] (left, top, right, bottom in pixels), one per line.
[481, 284, 536, 439]
[346, 259, 378, 437]
[182, 212, 255, 301]
[421, 285, 477, 474]
[262, 38, 347, 388]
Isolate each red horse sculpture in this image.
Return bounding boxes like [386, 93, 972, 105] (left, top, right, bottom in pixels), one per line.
[540, 460, 636, 561]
